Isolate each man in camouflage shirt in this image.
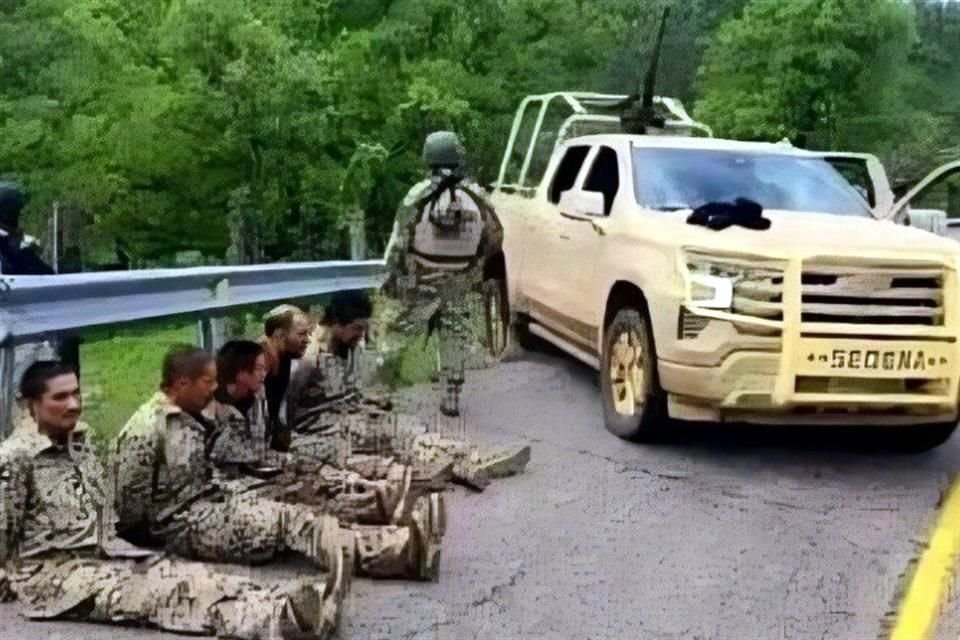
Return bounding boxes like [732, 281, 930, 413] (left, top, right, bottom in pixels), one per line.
[207, 339, 271, 467]
[289, 291, 531, 491]
[0, 360, 344, 639]
[382, 131, 504, 417]
[112, 344, 443, 581]
[210, 339, 424, 526]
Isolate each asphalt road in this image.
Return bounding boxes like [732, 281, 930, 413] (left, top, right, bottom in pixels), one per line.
[3, 352, 959, 639]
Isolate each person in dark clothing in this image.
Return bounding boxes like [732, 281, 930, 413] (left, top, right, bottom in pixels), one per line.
[0, 181, 53, 276]
[0, 181, 81, 376]
[259, 305, 311, 451]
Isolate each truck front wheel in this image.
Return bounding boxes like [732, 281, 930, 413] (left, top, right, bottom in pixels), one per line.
[600, 307, 668, 441]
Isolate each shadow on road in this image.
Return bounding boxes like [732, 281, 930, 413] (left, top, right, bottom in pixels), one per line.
[659, 420, 954, 455]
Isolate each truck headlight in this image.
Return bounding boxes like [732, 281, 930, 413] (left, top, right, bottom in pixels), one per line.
[685, 258, 736, 309]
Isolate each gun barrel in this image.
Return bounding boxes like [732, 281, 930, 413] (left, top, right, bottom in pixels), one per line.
[641, 7, 670, 109]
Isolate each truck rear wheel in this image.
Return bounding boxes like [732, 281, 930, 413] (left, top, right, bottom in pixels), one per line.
[482, 277, 510, 359]
[600, 307, 668, 441]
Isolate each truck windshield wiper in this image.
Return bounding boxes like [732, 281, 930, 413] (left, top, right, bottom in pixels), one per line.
[652, 204, 691, 212]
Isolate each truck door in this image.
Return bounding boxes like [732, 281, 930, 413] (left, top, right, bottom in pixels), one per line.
[886, 160, 960, 241]
[552, 145, 620, 350]
[522, 145, 591, 320]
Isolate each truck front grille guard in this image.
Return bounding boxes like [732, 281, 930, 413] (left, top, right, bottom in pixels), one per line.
[771, 256, 958, 407]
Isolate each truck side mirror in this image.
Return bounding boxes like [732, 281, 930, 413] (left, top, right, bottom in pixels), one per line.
[558, 190, 605, 218]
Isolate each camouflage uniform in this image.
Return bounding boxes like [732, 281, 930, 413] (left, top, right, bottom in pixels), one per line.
[207, 388, 270, 467]
[208, 388, 415, 526]
[0, 424, 343, 639]
[288, 332, 530, 491]
[382, 140, 504, 417]
[113, 392, 442, 580]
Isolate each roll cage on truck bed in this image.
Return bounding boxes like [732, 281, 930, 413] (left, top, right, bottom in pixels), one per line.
[493, 91, 713, 196]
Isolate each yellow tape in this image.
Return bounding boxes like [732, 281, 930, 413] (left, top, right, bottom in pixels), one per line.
[891, 475, 960, 640]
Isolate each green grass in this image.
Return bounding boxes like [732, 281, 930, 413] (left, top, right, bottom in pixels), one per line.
[80, 321, 195, 450]
[77, 308, 278, 450]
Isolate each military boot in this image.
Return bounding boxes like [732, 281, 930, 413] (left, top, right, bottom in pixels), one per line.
[410, 459, 455, 488]
[408, 433, 530, 491]
[283, 510, 352, 577]
[348, 492, 445, 581]
[408, 493, 445, 581]
[453, 444, 532, 491]
[275, 543, 346, 640]
[326, 467, 407, 525]
[344, 453, 451, 523]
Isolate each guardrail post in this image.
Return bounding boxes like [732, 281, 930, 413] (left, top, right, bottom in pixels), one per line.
[196, 316, 228, 352]
[197, 278, 230, 352]
[197, 318, 214, 352]
[0, 338, 14, 440]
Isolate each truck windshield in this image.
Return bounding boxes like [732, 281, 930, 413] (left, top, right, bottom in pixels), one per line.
[632, 147, 872, 217]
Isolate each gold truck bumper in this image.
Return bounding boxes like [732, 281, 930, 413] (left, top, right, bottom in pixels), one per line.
[659, 339, 960, 425]
[661, 253, 960, 424]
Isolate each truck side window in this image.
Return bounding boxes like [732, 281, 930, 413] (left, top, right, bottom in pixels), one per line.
[548, 146, 590, 204]
[583, 146, 620, 215]
[825, 158, 875, 207]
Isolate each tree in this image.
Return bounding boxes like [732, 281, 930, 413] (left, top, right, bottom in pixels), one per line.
[4, 0, 951, 264]
[696, 0, 914, 143]
[694, 0, 956, 183]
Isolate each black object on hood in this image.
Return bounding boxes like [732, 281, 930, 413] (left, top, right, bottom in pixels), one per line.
[686, 198, 771, 231]
[0, 181, 26, 229]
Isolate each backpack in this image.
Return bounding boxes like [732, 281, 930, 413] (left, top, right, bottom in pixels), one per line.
[408, 174, 496, 271]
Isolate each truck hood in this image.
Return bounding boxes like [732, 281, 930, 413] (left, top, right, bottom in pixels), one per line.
[646, 209, 960, 263]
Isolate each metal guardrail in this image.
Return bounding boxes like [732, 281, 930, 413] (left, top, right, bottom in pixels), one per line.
[0, 260, 387, 436]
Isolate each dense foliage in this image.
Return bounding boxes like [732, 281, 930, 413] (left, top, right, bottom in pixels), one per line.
[696, 0, 960, 180]
[0, 0, 956, 266]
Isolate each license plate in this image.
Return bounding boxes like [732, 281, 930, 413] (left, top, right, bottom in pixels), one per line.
[796, 339, 954, 379]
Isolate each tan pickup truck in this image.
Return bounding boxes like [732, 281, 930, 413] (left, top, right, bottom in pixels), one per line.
[481, 92, 960, 449]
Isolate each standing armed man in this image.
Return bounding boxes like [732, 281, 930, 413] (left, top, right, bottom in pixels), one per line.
[383, 131, 504, 417]
[0, 181, 81, 412]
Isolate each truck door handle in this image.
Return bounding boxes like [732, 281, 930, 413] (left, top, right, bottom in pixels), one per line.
[559, 234, 571, 240]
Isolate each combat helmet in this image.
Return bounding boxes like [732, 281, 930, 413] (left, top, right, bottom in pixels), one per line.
[0, 181, 26, 229]
[422, 131, 464, 168]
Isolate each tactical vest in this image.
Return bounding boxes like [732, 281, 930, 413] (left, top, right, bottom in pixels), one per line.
[408, 175, 495, 272]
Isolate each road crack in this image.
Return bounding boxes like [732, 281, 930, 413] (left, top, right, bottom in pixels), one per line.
[400, 618, 457, 640]
[468, 565, 527, 613]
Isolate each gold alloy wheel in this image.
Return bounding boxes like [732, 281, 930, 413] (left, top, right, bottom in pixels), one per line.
[609, 328, 645, 416]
